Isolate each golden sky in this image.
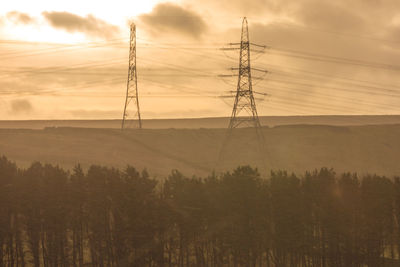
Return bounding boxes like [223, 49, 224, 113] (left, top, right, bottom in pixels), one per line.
[1, 0, 400, 119]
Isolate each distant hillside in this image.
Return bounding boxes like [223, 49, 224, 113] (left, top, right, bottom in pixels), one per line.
[1, 124, 400, 177]
[2, 115, 400, 129]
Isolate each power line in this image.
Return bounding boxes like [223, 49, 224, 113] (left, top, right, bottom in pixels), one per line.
[263, 84, 399, 113]
[0, 38, 127, 60]
[268, 47, 400, 72]
[267, 22, 400, 45]
[261, 63, 400, 89]
[266, 76, 400, 99]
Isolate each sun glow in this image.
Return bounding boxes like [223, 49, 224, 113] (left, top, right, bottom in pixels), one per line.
[1, 0, 164, 43]
[3, 22, 88, 44]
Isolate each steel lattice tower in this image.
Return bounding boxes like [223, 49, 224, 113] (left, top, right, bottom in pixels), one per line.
[228, 17, 264, 141]
[122, 23, 142, 129]
[218, 17, 268, 170]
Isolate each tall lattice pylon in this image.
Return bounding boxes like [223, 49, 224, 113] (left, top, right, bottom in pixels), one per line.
[218, 17, 268, 170]
[122, 23, 142, 129]
[229, 17, 262, 134]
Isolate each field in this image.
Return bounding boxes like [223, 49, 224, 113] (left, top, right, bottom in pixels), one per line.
[2, 115, 400, 129]
[1, 115, 400, 177]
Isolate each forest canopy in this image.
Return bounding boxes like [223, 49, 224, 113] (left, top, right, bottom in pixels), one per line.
[0, 156, 399, 266]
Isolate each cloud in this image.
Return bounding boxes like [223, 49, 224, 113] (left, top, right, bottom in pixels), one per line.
[294, 1, 367, 33]
[248, 21, 400, 68]
[184, 0, 298, 19]
[6, 11, 36, 25]
[391, 25, 400, 41]
[139, 3, 207, 38]
[382, 24, 400, 49]
[184, 0, 398, 34]
[10, 99, 33, 114]
[42, 11, 119, 39]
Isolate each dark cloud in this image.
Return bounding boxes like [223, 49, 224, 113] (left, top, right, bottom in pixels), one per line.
[139, 3, 207, 38]
[295, 0, 400, 31]
[6, 11, 36, 24]
[392, 25, 400, 41]
[42, 11, 119, 39]
[185, 0, 297, 18]
[382, 24, 400, 49]
[295, 1, 367, 33]
[248, 21, 400, 67]
[10, 99, 33, 114]
[186, 0, 399, 35]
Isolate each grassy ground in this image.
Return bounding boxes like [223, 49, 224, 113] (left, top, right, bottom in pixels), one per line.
[2, 115, 400, 129]
[1, 123, 400, 178]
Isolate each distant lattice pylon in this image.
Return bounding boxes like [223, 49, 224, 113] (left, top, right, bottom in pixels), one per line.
[122, 23, 142, 129]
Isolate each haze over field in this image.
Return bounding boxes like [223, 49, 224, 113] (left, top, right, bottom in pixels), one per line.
[1, 123, 400, 177]
[3, 115, 400, 129]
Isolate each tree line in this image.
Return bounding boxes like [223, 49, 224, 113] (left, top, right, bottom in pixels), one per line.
[1, 155, 400, 266]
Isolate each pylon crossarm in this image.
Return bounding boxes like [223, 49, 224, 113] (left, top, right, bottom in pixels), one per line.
[251, 76, 267, 80]
[219, 74, 237, 77]
[220, 47, 241, 51]
[226, 42, 267, 47]
[251, 68, 268, 73]
[253, 91, 269, 96]
[249, 43, 268, 48]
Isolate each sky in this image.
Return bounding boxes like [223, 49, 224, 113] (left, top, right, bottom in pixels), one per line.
[1, 0, 400, 119]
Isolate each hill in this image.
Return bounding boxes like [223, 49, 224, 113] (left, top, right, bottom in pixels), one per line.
[2, 115, 400, 129]
[1, 123, 400, 177]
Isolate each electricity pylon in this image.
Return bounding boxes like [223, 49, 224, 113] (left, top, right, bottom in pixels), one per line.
[218, 17, 268, 170]
[228, 17, 263, 136]
[122, 23, 142, 129]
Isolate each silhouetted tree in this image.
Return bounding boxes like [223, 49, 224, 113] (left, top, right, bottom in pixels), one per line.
[1, 156, 400, 266]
